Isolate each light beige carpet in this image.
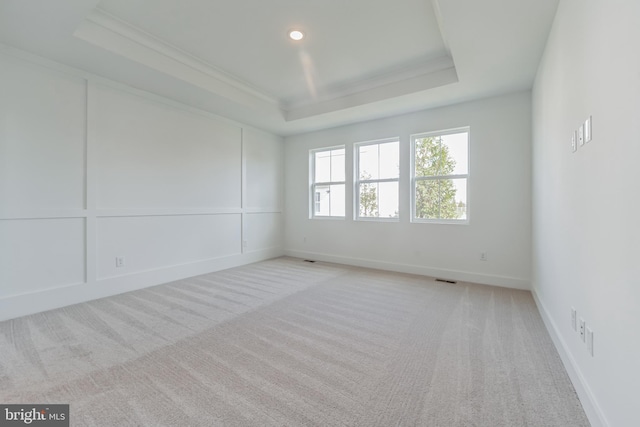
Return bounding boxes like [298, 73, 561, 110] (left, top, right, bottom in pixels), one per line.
[0, 257, 589, 426]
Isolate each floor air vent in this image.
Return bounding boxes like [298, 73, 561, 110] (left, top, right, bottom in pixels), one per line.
[435, 278, 457, 284]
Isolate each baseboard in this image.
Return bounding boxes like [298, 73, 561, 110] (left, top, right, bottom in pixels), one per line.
[0, 247, 283, 322]
[283, 249, 530, 290]
[531, 288, 609, 427]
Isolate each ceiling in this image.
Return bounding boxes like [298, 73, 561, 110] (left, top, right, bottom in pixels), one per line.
[0, 0, 559, 136]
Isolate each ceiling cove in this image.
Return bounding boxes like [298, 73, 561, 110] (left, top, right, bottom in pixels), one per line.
[73, 3, 457, 122]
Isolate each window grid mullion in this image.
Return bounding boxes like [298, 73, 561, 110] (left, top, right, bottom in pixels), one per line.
[414, 174, 467, 181]
[358, 178, 399, 184]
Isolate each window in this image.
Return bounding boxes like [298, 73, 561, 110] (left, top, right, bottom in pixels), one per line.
[411, 128, 469, 223]
[310, 147, 345, 217]
[355, 139, 399, 220]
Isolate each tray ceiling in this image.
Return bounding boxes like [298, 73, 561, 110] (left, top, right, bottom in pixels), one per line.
[0, 0, 559, 135]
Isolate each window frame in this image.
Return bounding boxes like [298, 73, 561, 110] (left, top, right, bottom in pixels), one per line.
[410, 127, 470, 225]
[309, 145, 346, 219]
[354, 137, 400, 222]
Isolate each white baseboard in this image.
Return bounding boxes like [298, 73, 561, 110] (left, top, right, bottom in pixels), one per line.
[0, 248, 283, 322]
[531, 288, 609, 427]
[284, 249, 530, 290]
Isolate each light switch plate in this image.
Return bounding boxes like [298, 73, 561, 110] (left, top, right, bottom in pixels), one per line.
[586, 327, 594, 356]
[585, 116, 592, 142]
[578, 124, 584, 146]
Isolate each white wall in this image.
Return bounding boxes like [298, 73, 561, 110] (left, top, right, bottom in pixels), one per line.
[0, 48, 284, 321]
[284, 92, 532, 289]
[532, 1, 640, 426]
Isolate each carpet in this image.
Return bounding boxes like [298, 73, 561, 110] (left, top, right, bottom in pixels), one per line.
[0, 257, 589, 426]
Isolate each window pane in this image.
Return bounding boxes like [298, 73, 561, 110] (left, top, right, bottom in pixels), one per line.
[314, 184, 330, 216]
[451, 178, 467, 220]
[379, 141, 399, 179]
[415, 178, 467, 220]
[359, 182, 379, 217]
[315, 151, 330, 182]
[329, 184, 345, 216]
[414, 136, 442, 177]
[358, 181, 398, 218]
[330, 149, 345, 182]
[441, 132, 468, 175]
[314, 184, 345, 217]
[415, 180, 439, 219]
[358, 141, 399, 181]
[359, 145, 379, 180]
[378, 181, 399, 218]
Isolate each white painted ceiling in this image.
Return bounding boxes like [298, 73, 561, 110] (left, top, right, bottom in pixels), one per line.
[0, 0, 559, 136]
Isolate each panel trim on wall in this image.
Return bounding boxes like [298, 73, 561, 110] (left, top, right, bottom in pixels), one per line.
[96, 208, 247, 217]
[0, 210, 87, 220]
[85, 79, 97, 288]
[0, 248, 282, 322]
[0, 46, 284, 321]
[0, 218, 86, 298]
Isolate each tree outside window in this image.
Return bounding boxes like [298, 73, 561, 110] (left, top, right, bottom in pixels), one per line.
[412, 130, 469, 222]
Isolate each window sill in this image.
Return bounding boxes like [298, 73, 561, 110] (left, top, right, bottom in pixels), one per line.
[411, 218, 469, 225]
[355, 217, 400, 223]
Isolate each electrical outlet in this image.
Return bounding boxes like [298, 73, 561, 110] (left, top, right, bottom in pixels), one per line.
[579, 318, 586, 342]
[480, 252, 487, 261]
[586, 327, 594, 356]
[115, 256, 125, 268]
[571, 307, 577, 331]
[578, 124, 584, 146]
[585, 116, 592, 142]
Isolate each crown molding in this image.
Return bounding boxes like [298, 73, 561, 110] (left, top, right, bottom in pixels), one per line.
[74, 8, 281, 109]
[285, 64, 458, 121]
[72, 7, 458, 122]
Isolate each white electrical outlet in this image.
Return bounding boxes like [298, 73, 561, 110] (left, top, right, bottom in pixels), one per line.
[579, 318, 586, 342]
[586, 327, 594, 356]
[480, 252, 487, 261]
[571, 307, 577, 331]
[115, 256, 125, 268]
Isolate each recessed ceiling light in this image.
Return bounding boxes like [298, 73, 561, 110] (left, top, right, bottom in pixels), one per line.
[289, 30, 304, 41]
